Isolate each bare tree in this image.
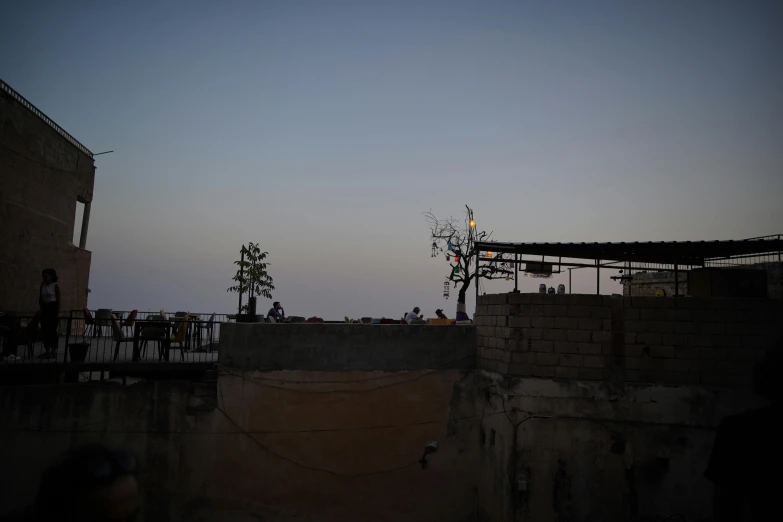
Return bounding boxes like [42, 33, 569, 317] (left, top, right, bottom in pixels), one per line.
[425, 205, 513, 316]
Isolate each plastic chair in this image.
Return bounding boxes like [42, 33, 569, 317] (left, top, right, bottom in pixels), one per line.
[170, 315, 189, 360]
[121, 310, 138, 337]
[111, 316, 134, 361]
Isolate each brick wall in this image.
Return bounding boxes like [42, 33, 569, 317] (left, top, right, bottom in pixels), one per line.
[475, 292, 782, 387]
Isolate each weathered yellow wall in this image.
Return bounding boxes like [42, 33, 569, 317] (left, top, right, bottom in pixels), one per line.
[0, 369, 481, 521]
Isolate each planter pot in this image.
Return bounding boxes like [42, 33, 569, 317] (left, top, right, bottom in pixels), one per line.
[248, 297, 257, 317]
[68, 342, 90, 362]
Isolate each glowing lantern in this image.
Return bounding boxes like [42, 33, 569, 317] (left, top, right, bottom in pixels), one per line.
[469, 219, 475, 228]
[487, 251, 493, 258]
[454, 256, 460, 262]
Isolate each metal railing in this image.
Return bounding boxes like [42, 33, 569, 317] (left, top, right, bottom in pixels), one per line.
[0, 79, 93, 158]
[0, 311, 224, 370]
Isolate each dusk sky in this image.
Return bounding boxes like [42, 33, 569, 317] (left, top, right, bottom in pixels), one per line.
[2, 0, 781, 319]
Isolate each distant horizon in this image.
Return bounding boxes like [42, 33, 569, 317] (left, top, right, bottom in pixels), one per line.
[2, 0, 781, 318]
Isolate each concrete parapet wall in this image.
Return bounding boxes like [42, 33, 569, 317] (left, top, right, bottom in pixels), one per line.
[220, 323, 476, 372]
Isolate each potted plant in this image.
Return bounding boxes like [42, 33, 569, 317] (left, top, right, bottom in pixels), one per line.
[227, 243, 275, 322]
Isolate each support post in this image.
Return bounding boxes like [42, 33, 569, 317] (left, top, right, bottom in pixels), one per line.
[674, 258, 679, 298]
[238, 248, 245, 315]
[596, 259, 600, 295]
[78, 202, 91, 249]
[475, 249, 480, 307]
[569, 268, 572, 294]
[514, 253, 519, 292]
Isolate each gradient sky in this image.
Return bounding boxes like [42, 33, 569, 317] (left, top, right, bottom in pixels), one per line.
[2, 0, 781, 319]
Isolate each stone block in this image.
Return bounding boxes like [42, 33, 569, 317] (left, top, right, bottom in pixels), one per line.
[582, 355, 605, 368]
[555, 366, 580, 379]
[532, 365, 557, 378]
[625, 369, 648, 382]
[624, 308, 640, 321]
[603, 319, 613, 331]
[592, 331, 612, 343]
[641, 309, 667, 321]
[554, 341, 579, 354]
[697, 322, 726, 335]
[688, 334, 717, 347]
[691, 309, 720, 322]
[648, 321, 674, 334]
[700, 371, 741, 387]
[700, 347, 727, 360]
[624, 344, 646, 357]
[637, 333, 662, 345]
[567, 306, 592, 318]
[521, 328, 544, 340]
[591, 307, 612, 319]
[543, 304, 567, 316]
[579, 368, 604, 380]
[578, 318, 603, 330]
[479, 358, 508, 374]
[567, 330, 592, 342]
[509, 316, 531, 329]
[575, 295, 603, 306]
[624, 332, 637, 344]
[509, 293, 534, 305]
[578, 342, 602, 355]
[668, 371, 700, 385]
[495, 327, 512, 339]
[487, 293, 509, 305]
[519, 305, 545, 316]
[647, 369, 675, 384]
[559, 354, 582, 367]
[726, 323, 760, 335]
[554, 317, 580, 329]
[496, 316, 508, 327]
[662, 334, 688, 346]
[543, 329, 568, 342]
[477, 326, 494, 337]
[531, 316, 555, 329]
[674, 345, 700, 359]
[665, 309, 691, 322]
[649, 345, 675, 358]
[741, 336, 775, 350]
[624, 357, 642, 369]
[536, 352, 558, 365]
[673, 322, 698, 334]
[530, 340, 554, 353]
[509, 363, 533, 376]
[625, 320, 647, 333]
[511, 352, 534, 364]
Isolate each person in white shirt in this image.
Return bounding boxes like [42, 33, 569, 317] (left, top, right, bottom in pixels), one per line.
[39, 268, 61, 359]
[404, 307, 422, 324]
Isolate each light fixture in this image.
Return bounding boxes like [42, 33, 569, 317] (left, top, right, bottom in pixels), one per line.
[469, 219, 475, 228]
[487, 251, 493, 258]
[454, 256, 460, 262]
[431, 241, 437, 258]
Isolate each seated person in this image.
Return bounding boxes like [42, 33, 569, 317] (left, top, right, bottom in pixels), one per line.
[267, 301, 287, 323]
[435, 309, 448, 319]
[404, 307, 423, 324]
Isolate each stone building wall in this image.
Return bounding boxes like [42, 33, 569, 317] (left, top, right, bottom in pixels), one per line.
[475, 293, 780, 387]
[0, 85, 95, 313]
[473, 292, 781, 521]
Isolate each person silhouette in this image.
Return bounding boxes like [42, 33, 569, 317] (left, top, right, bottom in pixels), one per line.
[704, 349, 781, 521]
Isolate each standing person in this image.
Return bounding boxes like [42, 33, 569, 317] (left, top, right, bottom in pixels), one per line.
[267, 301, 287, 323]
[38, 269, 60, 359]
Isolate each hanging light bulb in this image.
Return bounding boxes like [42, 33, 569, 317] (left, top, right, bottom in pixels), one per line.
[487, 251, 493, 258]
[469, 219, 475, 228]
